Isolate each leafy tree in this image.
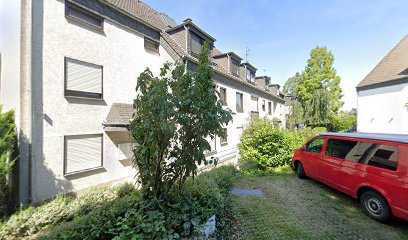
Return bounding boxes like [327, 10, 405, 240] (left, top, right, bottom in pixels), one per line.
[283, 72, 301, 96]
[130, 43, 232, 200]
[286, 100, 304, 129]
[296, 47, 343, 127]
[329, 111, 357, 132]
[0, 106, 17, 217]
[284, 73, 305, 129]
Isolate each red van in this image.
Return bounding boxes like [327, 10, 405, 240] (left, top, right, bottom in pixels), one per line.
[292, 132, 408, 222]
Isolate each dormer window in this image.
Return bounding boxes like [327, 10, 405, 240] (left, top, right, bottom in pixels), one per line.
[246, 69, 255, 82]
[231, 58, 240, 77]
[190, 32, 205, 56]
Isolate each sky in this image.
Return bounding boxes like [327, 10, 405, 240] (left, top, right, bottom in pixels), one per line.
[1, 1, 407, 111]
[145, 0, 408, 110]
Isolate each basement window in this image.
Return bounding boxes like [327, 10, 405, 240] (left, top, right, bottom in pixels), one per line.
[65, 2, 104, 31]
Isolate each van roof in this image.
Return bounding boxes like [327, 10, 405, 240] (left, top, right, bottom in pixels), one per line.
[320, 132, 408, 144]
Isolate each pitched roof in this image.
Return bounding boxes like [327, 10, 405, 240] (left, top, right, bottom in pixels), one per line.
[166, 18, 216, 42]
[104, 103, 135, 126]
[357, 35, 408, 90]
[102, 0, 285, 102]
[213, 52, 243, 61]
[103, 0, 176, 30]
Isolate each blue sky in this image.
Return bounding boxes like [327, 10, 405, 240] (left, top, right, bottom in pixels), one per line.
[145, 0, 408, 110]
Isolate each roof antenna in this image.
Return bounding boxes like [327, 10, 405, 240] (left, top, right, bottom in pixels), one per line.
[245, 47, 250, 63]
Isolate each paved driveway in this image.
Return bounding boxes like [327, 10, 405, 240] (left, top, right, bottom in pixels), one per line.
[231, 173, 408, 240]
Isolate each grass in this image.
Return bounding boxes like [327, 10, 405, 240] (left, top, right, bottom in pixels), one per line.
[231, 168, 408, 240]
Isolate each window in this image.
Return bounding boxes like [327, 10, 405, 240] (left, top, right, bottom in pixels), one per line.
[219, 87, 227, 106]
[358, 144, 398, 171]
[326, 139, 358, 159]
[246, 69, 255, 82]
[190, 32, 204, 56]
[251, 96, 258, 111]
[220, 128, 228, 146]
[306, 138, 324, 153]
[64, 134, 103, 176]
[268, 102, 272, 115]
[144, 37, 159, 53]
[262, 100, 266, 111]
[230, 58, 240, 77]
[65, 2, 104, 31]
[65, 57, 103, 99]
[326, 139, 399, 171]
[273, 102, 277, 114]
[236, 92, 243, 113]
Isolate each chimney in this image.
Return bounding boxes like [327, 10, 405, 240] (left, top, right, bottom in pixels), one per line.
[254, 76, 270, 89]
[267, 84, 281, 95]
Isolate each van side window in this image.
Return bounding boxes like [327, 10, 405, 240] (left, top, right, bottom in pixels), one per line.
[359, 144, 398, 171]
[327, 139, 358, 160]
[306, 138, 324, 153]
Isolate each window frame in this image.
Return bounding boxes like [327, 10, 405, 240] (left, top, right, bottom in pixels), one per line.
[64, 57, 104, 100]
[236, 92, 244, 113]
[230, 58, 240, 77]
[63, 133, 104, 176]
[219, 87, 227, 106]
[189, 31, 205, 56]
[268, 102, 272, 115]
[144, 37, 160, 54]
[305, 137, 324, 154]
[220, 128, 228, 146]
[365, 145, 399, 171]
[324, 137, 400, 171]
[65, 1, 104, 32]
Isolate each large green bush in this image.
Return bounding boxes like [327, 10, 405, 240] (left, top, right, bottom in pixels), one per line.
[0, 185, 130, 240]
[0, 106, 17, 218]
[239, 119, 324, 170]
[5, 166, 237, 240]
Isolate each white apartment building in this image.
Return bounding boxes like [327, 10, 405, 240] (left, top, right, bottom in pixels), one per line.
[0, 0, 287, 203]
[357, 35, 408, 134]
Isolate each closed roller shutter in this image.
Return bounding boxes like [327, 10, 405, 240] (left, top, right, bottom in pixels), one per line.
[65, 58, 103, 98]
[64, 134, 103, 175]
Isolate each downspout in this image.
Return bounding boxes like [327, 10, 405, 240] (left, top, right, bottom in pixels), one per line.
[20, 0, 33, 204]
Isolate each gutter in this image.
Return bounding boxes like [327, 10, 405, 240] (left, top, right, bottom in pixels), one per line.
[98, 0, 162, 32]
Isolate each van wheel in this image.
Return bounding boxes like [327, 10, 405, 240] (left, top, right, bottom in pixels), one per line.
[360, 190, 390, 222]
[295, 162, 306, 179]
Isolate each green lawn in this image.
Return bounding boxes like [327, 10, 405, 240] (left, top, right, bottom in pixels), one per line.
[231, 171, 408, 240]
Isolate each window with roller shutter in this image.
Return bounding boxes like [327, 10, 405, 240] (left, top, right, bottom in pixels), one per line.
[64, 134, 103, 176]
[64, 57, 103, 99]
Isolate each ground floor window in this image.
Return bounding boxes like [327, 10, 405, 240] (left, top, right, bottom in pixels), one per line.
[64, 134, 103, 176]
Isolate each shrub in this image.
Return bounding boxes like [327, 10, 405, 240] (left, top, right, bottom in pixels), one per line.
[329, 111, 356, 132]
[130, 43, 232, 200]
[0, 185, 134, 240]
[239, 119, 325, 170]
[39, 166, 237, 240]
[0, 106, 17, 218]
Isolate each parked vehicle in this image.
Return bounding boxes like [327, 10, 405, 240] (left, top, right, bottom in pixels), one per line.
[292, 132, 408, 222]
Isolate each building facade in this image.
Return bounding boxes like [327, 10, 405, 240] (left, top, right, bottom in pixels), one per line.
[357, 36, 408, 134]
[1, 0, 287, 203]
